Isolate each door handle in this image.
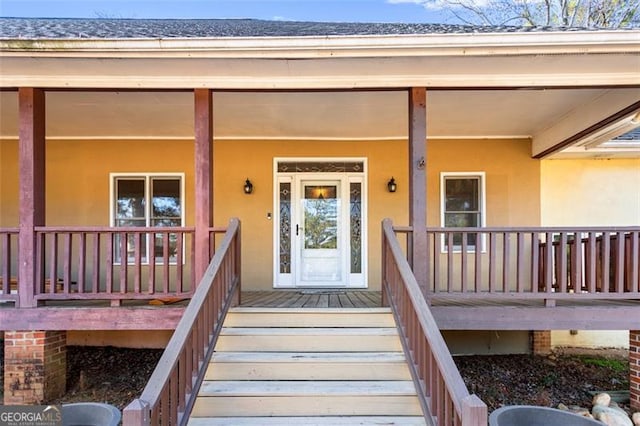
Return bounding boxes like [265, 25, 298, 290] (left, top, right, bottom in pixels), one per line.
[296, 224, 299, 236]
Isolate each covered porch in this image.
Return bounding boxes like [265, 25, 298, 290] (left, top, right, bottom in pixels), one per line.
[1, 20, 640, 424]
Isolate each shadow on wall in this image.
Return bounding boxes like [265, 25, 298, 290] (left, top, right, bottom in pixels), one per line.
[443, 330, 530, 355]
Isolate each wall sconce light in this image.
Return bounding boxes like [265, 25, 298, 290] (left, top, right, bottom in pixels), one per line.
[243, 178, 254, 194]
[387, 177, 397, 193]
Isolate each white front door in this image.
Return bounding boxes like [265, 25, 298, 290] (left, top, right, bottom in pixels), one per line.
[274, 159, 367, 289]
[297, 179, 344, 286]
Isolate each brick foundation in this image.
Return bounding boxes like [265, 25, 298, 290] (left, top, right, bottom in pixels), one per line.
[3, 331, 67, 405]
[631, 330, 640, 411]
[532, 330, 551, 355]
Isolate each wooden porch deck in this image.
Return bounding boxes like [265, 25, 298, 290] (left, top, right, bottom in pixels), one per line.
[240, 290, 381, 308]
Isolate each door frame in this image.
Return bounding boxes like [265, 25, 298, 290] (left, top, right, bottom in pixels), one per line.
[273, 157, 368, 289]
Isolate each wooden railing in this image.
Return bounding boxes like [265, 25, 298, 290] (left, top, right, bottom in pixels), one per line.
[0, 226, 228, 305]
[382, 219, 487, 426]
[34, 227, 197, 303]
[397, 226, 639, 300]
[122, 218, 241, 426]
[0, 228, 19, 303]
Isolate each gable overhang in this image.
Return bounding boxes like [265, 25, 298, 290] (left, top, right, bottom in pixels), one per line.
[0, 31, 638, 89]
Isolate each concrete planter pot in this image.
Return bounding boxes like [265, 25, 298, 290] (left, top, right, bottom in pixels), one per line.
[489, 405, 602, 426]
[62, 402, 121, 426]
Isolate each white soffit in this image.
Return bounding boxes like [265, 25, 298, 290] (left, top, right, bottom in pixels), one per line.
[0, 88, 624, 143]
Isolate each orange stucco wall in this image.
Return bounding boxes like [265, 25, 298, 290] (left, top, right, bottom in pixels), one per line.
[0, 139, 18, 227]
[427, 138, 541, 227]
[0, 137, 539, 291]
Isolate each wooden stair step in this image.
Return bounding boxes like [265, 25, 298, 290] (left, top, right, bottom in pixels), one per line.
[220, 327, 399, 336]
[216, 327, 402, 352]
[207, 351, 411, 380]
[190, 308, 424, 421]
[225, 307, 395, 328]
[189, 416, 428, 425]
[198, 380, 418, 396]
[191, 395, 422, 417]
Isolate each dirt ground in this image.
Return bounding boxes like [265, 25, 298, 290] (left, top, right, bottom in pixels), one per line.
[0, 344, 632, 414]
[455, 348, 631, 413]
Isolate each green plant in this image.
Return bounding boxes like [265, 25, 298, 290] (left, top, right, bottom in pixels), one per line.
[581, 357, 627, 373]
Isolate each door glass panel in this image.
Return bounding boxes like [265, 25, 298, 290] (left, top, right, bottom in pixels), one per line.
[350, 182, 362, 274]
[279, 182, 292, 274]
[303, 186, 338, 249]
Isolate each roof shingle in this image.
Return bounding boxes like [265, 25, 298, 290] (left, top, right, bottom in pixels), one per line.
[0, 17, 595, 39]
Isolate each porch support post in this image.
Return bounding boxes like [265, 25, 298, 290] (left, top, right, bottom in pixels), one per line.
[408, 87, 428, 294]
[194, 89, 214, 285]
[18, 88, 45, 308]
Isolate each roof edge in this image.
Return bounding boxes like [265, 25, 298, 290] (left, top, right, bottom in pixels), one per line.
[1, 31, 639, 58]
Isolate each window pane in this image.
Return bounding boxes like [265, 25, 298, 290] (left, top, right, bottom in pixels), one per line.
[152, 179, 181, 219]
[445, 212, 479, 228]
[445, 178, 478, 211]
[115, 219, 146, 228]
[116, 179, 145, 219]
[151, 218, 181, 228]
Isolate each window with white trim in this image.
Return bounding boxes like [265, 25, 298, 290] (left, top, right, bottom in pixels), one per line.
[111, 174, 184, 264]
[440, 172, 485, 251]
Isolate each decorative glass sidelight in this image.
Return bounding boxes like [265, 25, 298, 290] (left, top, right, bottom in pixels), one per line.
[279, 182, 291, 273]
[350, 183, 362, 274]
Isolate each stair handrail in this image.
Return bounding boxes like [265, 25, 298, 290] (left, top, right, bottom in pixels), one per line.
[382, 218, 487, 426]
[123, 218, 241, 426]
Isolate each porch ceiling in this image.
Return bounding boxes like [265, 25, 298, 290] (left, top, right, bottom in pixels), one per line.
[0, 87, 638, 158]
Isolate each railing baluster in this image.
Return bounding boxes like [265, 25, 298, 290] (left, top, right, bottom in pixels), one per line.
[447, 232, 454, 292]
[461, 233, 468, 293]
[49, 232, 58, 294]
[149, 231, 156, 295]
[63, 232, 72, 293]
[176, 232, 184, 293]
[587, 232, 596, 293]
[602, 232, 610, 293]
[571, 232, 582, 292]
[163, 232, 170, 294]
[106, 233, 114, 293]
[92, 233, 100, 294]
[489, 233, 496, 292]
[119, 231, 128, 294]
[474, 231, 482, 293]
[134, 232, 142, 294]
[433, 232, 440, 293]
[615, 231, 625, 293]
[531, 233, 539, 293]
[559, 232, 568, 293]
[517, 232, 525, 292]
[78, 232, 86, 294]
[502, 232, 510, 293]
[544, 232, 553, 293]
